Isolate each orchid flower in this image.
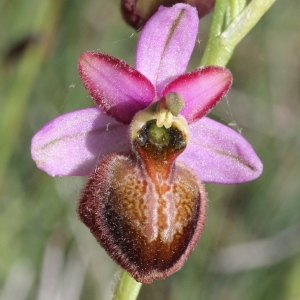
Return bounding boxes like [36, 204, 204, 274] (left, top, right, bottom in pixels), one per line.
[31, 4, 262, 284]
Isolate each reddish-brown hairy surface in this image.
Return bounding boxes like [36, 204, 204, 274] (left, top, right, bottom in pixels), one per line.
[78, 125, 207, 283]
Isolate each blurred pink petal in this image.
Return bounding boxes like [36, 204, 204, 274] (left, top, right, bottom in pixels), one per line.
[78, 52, 155, 124]
[163, 66, 232, 123]
[178, 117, 263, 183]
[135, 4, 198, 95]
[31, 108, 129, 176]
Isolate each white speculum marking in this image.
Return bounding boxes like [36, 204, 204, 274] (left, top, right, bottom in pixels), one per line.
[138, 172, 183, 244]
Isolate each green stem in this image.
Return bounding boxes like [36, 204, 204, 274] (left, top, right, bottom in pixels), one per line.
[201, 0, 276, 67]
[113, 270, 142, 300]
[222, 0, 276, 47]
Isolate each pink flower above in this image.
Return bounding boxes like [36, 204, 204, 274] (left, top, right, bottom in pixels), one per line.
[31, 4, 262, 284]
[31, 4, 262, 183]
[121, 0, 216, 29]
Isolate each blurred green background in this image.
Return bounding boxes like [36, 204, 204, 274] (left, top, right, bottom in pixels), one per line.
[1, 0, 300, 299]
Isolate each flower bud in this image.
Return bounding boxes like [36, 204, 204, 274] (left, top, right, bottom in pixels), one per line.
[78, 97, 207, 283]
[121, 0, 215, 29]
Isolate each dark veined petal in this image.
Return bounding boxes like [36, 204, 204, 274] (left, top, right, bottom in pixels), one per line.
[178, 117, 263, 184]
[78, 52, 155, 124]
[31, 108, 130, 176]
[163, 66, 232, 124]
[135, 3, 198, 96]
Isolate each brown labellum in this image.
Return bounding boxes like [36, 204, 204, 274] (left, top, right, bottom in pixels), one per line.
[78, 119, 207, 284]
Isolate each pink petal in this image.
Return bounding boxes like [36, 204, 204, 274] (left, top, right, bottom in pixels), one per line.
[178, 117, 263, 184]
[135, 4, 198, 96]
[31, 108, 130, 177]
[163, 66, 232, 123]
[78, 52, 155, 124]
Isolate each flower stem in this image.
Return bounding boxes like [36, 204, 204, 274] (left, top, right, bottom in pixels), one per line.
[112, 270, 142, 300]
[201, 0, 276, 67]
